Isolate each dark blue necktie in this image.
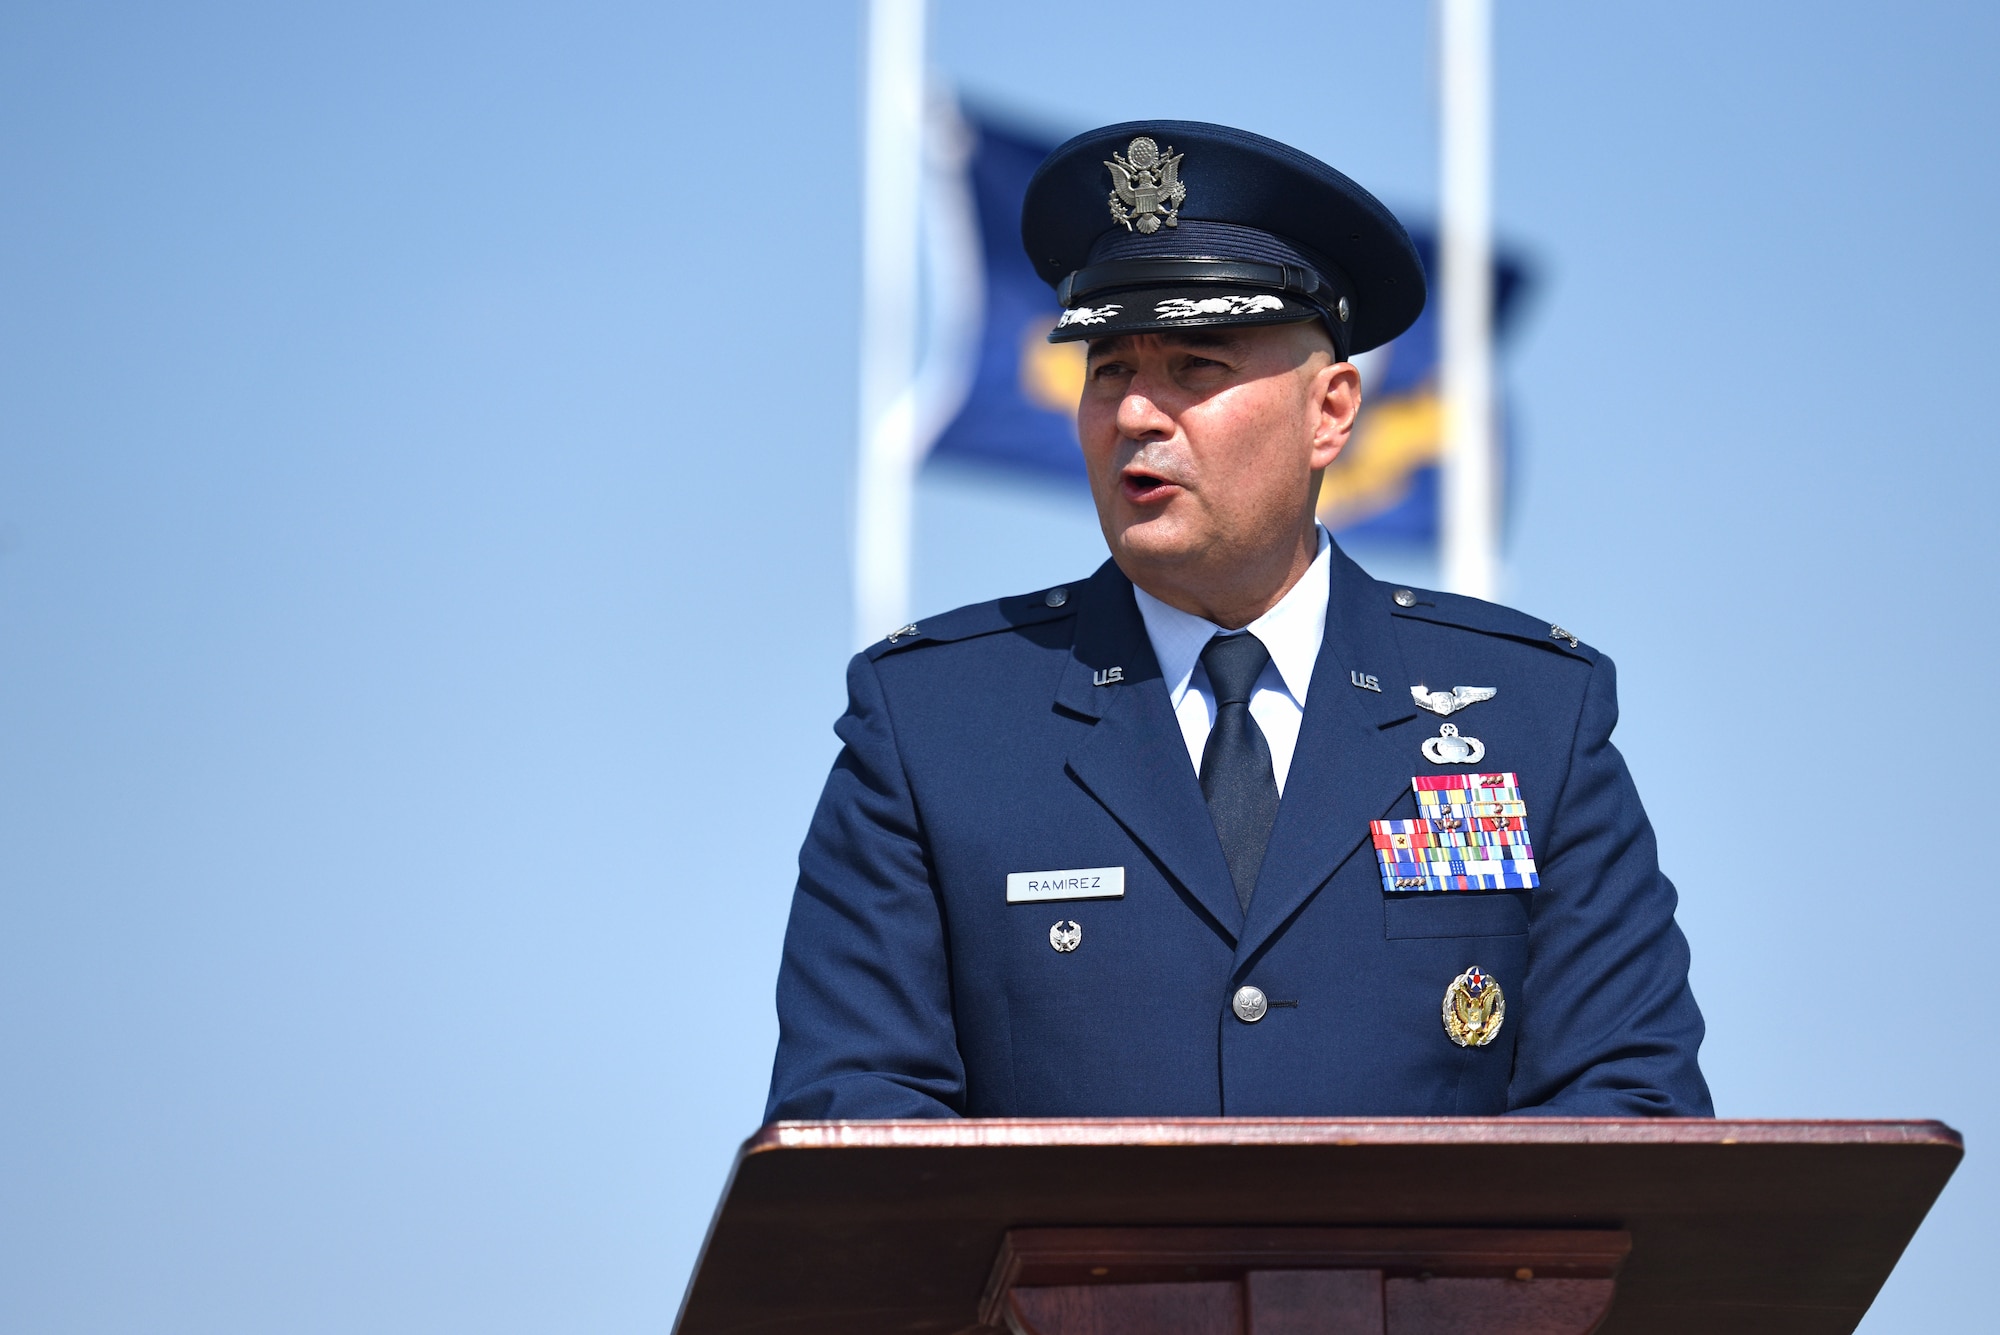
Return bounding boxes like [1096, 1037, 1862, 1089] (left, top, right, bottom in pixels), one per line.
[1198, 633, 1281, 913]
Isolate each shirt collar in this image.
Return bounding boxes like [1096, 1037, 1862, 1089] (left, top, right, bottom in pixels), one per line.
[1132, 525, 1332, 707]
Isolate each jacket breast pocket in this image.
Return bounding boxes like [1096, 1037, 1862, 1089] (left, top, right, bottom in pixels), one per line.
[1384, 892, 1529, 940]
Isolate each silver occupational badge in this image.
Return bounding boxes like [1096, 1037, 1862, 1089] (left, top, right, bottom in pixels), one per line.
[1049, 920, 1082, 953]
[1105, 137, 1185, 234]
[1411, 684, 1497, 717]
[1421, 723, 1487, 765]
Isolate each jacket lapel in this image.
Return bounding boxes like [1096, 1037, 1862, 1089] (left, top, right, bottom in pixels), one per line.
[1059, 563, 1244, 940]
[1235, 542, 1423, 965]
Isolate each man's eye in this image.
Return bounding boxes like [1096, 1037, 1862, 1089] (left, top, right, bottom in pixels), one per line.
[1089, 362, 1129, 379]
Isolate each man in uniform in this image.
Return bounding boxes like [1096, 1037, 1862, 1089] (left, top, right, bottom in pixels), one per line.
[764, 121, 1711, 1121]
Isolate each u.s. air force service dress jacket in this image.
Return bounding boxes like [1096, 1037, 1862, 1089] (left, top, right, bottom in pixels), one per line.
[765, 542, 1712, 1121]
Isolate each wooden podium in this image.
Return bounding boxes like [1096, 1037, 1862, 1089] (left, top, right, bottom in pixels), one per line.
[673, 1119, 1960, 1335]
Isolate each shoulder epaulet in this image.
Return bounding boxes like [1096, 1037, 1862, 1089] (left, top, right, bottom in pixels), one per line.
[863, 581, 1082, 660]
[1382, 582, 1598, 662]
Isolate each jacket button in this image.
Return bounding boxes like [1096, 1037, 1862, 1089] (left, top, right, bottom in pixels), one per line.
[1231, 985, 1268, 1023]
[1393, 588, 1416, 608]
[1045, 586, 1068, 607]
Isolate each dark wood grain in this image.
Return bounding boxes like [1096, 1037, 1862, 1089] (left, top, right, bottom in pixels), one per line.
[981, 1226, 1629, 1318]
[1003, 1268, 1617, 1335]
[673, 1119, 1960, 1335]
[983, 1228, 1628, 1335]
[1008, 1282, 1242, 1335]
[1245, 1270, 1382, 1335]
[1385, 1277, 1615, 1335]
[747, 1117, 1961, 1153]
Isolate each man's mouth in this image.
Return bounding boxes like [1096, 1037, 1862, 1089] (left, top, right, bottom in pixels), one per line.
[1119, 466, 1181, 504]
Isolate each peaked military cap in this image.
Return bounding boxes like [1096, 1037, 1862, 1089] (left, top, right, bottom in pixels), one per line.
[1021, 120, 1426, 361]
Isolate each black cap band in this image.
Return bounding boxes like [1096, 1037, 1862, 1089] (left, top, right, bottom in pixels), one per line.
[1058, 257, 1332, 304]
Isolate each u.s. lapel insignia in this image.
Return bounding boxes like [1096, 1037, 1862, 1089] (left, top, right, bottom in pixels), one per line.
[1350, 670, 1382, 692]
[1442, 965, 1505, 1047]
[1105, 137, 1185, 233]
[1411, 684, 1496, 716]
[1093, 666, 1124, 686]
[1422, 722, 1486, 765]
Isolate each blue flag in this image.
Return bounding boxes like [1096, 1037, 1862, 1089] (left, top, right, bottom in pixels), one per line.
[1312, 233, 1530, 544]
[925, 110, 1088, 482]
[923, 104, 1531, 546]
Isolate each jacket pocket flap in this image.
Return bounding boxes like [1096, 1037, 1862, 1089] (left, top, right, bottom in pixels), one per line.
[1384, 892, 1529, 939]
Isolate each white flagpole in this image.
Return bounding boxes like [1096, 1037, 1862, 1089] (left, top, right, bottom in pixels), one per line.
[851, 0, 928, 648]
[1439, 0, 1498, 601]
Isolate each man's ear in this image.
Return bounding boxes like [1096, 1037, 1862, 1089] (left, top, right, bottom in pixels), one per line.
[1307, 360, 1362, 471]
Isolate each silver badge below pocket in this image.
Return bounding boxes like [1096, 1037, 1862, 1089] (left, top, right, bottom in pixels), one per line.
[1007, 866, 1125, 904]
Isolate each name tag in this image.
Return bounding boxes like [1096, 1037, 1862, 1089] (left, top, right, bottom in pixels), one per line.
[1006, 866, 1125, 903]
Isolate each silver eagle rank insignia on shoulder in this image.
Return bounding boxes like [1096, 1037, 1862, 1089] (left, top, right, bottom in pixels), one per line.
[1105, 137, 1185, 234]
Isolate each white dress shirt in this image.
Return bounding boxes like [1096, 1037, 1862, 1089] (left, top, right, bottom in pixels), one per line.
[1131, 526, 1332, 797]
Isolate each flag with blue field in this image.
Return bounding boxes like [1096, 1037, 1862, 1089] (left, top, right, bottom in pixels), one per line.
[925, 109, 1088, 483]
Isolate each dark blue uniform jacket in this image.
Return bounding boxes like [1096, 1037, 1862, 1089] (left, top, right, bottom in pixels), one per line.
[766, 544, 1711, 1120]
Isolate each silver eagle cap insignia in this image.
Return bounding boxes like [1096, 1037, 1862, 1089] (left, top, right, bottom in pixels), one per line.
[1106, 137, 1185, 234]
[1410, 684, 1497, 717]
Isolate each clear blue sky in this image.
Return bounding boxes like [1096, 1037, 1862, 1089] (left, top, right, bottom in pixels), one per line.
[2, 3, 1993, 1331]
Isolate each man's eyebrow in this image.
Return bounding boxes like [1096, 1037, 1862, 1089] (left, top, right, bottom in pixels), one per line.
[1084, 329, 1247, 358]
[1161, 329, 1245, 352]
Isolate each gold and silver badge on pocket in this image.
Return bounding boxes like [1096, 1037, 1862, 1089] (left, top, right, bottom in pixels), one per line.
[1442, 965, 1505, 1047]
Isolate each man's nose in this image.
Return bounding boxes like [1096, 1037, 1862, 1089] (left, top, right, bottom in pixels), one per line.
[1116, 384, 1175, 440]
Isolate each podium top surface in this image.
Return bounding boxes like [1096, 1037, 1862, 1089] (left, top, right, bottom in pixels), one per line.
[676, 1118, 1961, 1335]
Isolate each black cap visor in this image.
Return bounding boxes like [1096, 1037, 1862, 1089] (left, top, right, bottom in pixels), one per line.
[1049, 285, 1331, 346]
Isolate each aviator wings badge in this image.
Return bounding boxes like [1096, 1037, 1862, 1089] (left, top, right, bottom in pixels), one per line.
[1411, 684, 1497, 717]
[1106, 137, 1185, 234]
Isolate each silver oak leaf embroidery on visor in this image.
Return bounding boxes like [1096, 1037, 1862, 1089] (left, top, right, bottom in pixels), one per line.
[1154, 294, 1286, 319]
[1057, 303, 1123, 328]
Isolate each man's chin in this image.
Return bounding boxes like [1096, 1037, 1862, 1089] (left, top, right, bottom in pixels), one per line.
[1107, 516, 1206, 573]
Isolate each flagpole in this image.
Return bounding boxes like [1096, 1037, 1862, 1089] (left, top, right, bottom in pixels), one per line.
[851, 0, 927, 648]
[1439, 0, 1498, 600]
